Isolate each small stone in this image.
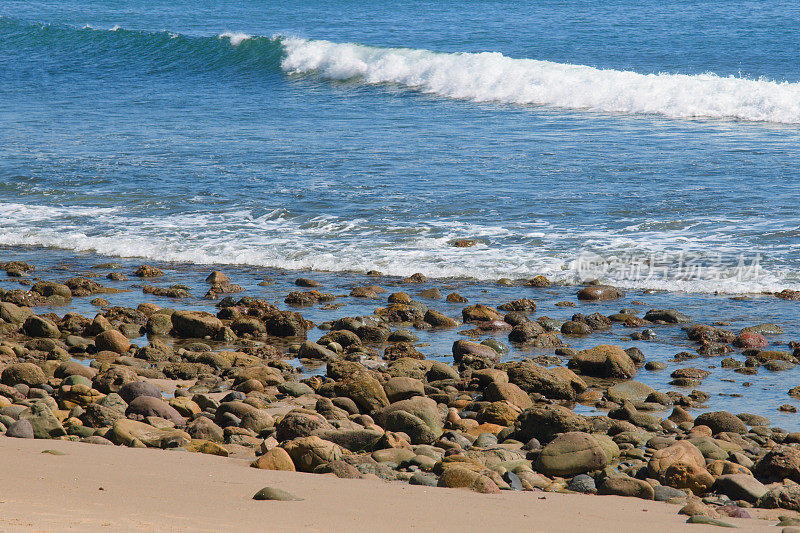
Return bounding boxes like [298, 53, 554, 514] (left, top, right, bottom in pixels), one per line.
[252, 487, 303, 501]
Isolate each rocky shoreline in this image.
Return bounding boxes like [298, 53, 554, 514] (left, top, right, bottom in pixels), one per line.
[1, 255, 800, 529]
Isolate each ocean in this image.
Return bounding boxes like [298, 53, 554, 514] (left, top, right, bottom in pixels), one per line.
[2, 0, 800, 292]
[1, 1, 800, 426]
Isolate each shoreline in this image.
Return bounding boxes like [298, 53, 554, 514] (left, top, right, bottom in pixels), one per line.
[0, 247, 799, 531]
[0, 437, 780, 532]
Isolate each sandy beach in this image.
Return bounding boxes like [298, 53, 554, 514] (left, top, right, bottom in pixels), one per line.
[0, 436, 780, 533]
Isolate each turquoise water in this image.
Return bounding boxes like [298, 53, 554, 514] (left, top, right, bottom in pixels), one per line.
[1, 1, 800, 292]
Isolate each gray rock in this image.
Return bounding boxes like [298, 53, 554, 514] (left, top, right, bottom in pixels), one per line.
[252, 487, 303, 501]
[5, 419, 34, 439]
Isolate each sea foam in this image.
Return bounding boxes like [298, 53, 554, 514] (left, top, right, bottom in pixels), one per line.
[280, 37, 800, 123]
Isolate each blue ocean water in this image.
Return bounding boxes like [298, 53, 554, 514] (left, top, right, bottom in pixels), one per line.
[1, 0, 800, 291]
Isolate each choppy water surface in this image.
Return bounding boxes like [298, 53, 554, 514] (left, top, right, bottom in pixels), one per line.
[1, 1, 799, 425]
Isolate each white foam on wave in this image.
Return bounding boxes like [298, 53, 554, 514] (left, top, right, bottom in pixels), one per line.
[219, 32, 253, 46]
[280, 37, 800, 123]
[0, 202, 797, 294]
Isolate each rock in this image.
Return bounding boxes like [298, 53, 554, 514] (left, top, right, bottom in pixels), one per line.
[568, 345, 636, 379]
[644, 309, 692, 323]
[685, 516, 735, 528]
[409, 473, 438, 487]
[297, 340, 338, 361]
[372, 448, 415, 464]
[568, 474, 597, 493]
[373, 397, 443, 438]
[694, 411, 747, 434]
[461, 304, 503, 323]
[252, 487, 303, 501]
[437, 467, 501, 494]
[135, 265, 163, 278]
[733, 332, 768, 348]
[126, 396, 185, 427]
[314, 459, 363, 479]
[80, 403, 124, 428]
[54, 361, 96, 380]
[648, 440, 706, 479]
[504, 361, 585, 400]
[483, 382, 532, 410]
[5, 419, 34, 438]
[606, 381, 655, 403]
[452, 340, 499, 364]
[759, 483, 800, 512]
[334, 373, 390, 413]
[117, 381, 162, 404]
[23, 316, 60, 338]
[654, 485, 687, 501]
[424, 309, 458, 327]
[311, 428, 383, 452]
[94, 330, 131, 354]
[598, 475, 655, 500]
[171, 310, 223, 338]
[93, 365, 139, 393]
[536, 432, 608, 476]
[251, 447, 296, 471]
[0, 302, 35, 324]
[275, 411, 331, 441]
[1, 362, 46, 387]
[15, 401, 64, 438]
[283, 436, 342, 472]
[577, 285, 623, 301]
[753, 445, 800, 483]
[713, 474, 767, 503]
[383, 377, 425, 403]
[186, 416, 224, 442]
[514, 404, 589, 443]
[662, 462, 715, 495]
[111, 419, 190, 448]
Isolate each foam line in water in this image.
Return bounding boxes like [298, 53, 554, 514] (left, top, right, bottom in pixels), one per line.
[280, 37, 800, 123]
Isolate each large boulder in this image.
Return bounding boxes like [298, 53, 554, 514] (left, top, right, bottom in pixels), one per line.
[383, 377, 425, 403]
[373, 397, 443, 438]
[251, 447, 296, 471]
[384, 410, 435, 444]
[693, 411, 747, 435]
[0, 302, 35, 324]
[171, 310, 223, 338]
[275, 411, 332, 441]
[661, 462, 715, 495]
[437, 467, 501, 494]
[19, 402, 66, 439]
[535, 432, 608, 476]
[483, 382, 532, 410]
[753, 445, 800, 483]
[1, 362, 46, 387]
[125, 396, 185, 427]
[713, 474, 767, 503]
[93, 365, 139, 393]
[117, 381, 162, 404]
[23, 316, 60, 338]
[334, 373, 390, 413]
[514, 404, 589, 443]
[577, 285, 623, 301]
[505, 361, 585, 400]
[94, 330, 131, 354]
[568, 345, 636, 379]
[111, 419, 190, 448]
[282, 436, 342, 472]
[648, 440, 706, 479]
[598, 475, 655, 500]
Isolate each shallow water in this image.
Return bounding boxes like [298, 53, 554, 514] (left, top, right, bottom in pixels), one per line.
[2, 246, 799, 429]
